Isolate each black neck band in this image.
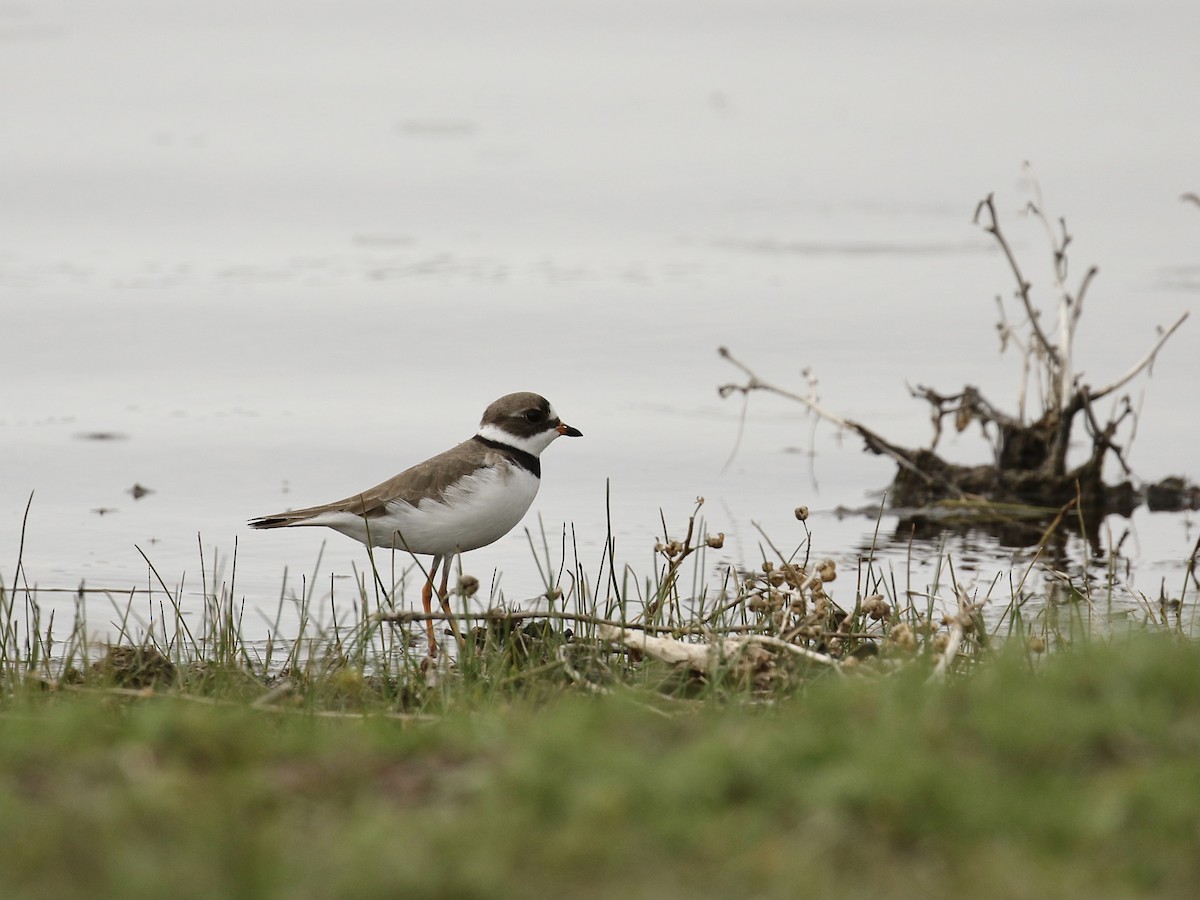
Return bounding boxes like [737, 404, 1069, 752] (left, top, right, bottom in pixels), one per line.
[473, 435, 541, 478]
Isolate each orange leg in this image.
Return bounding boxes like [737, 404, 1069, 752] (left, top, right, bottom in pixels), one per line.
[421, 556, 443, 657]
[437, 562, 451, 610]
[435, 561, 460, 649]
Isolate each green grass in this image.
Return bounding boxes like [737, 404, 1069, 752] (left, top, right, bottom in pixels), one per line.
[1, 635, 1198, 899]
[2, 497, 1198, 897]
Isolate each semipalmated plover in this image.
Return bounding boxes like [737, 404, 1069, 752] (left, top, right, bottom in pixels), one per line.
[249, 392, 582, 656]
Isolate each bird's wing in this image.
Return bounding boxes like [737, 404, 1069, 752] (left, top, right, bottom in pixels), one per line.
[249, 437, 497, 527]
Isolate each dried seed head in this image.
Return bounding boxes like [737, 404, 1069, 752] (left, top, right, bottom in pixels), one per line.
[768, 572, 785, 588]
[544, 586, 563, 602]
[457, 575, 480, 598]
[888, 623, 917, 653]
[705, 532, 725, 549]
[761, 561, 775, 574]
[667, 540, 684, 557]
[794, 506, 809, 521]
[932, 632, 950, 653]
[861, 594, 890, 621]
[817, 559, 837, 582]
[780, 563, 804, 587]
[1028, 635, 1047, 654]
[755, 591, 787, 612]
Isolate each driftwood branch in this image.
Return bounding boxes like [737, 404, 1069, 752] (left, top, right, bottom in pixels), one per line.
[717, 182, 1192, 525]
[930, 587, 975, 681]
[717, 346, 852, 430]
[718, 347, 967, 499]
[974, 193, 1060, 366]
[1075, 266, 1098, 319]
[1078, 391, 1134, 477]
[598, 624, 841, 673]
[375, 605, 833, 640]
[909, 383, 1024, 434]
[375, 607, 710, 635]
[1089, 311, 1190, 401]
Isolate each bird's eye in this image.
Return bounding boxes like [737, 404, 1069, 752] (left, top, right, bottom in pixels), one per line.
[524, 408, 545, 423]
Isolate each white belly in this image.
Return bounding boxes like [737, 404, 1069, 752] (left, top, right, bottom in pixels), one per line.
[319, 465, 540, 557]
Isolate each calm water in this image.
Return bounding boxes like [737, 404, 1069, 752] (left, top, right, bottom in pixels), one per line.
[2, 1, 1198, 643]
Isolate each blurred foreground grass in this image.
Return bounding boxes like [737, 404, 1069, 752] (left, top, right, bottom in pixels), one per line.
[2, 634, 1198, 899]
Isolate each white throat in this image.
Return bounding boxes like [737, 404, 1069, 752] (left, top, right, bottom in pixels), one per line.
[476, 422, 559, 456]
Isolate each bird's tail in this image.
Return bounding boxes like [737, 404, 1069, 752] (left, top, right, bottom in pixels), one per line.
[248, 515, 291, 529]
[247, 509, 322, 529]
[249, 496, 370, 530]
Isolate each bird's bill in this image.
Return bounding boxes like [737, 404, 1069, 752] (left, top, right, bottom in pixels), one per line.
[557, 422, 583, 437]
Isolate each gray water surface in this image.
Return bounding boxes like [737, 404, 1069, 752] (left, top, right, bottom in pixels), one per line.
[2, 1, 1197, 643]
